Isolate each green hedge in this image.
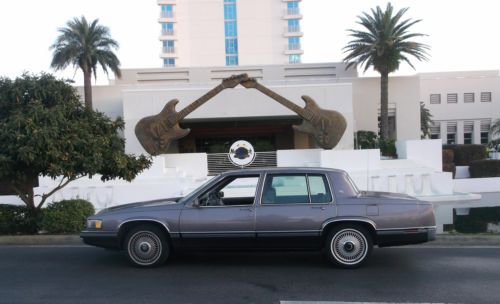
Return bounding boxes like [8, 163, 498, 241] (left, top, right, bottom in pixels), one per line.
[42, 199, 95, 234]
[469, 160, 500, 178]
[0, 205, 35, 235]
[455, 207, 500, 233]
[442, 144, 487, 166]
[442, 149, 454, 164]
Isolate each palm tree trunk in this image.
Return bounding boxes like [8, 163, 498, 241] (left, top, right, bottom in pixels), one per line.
[380, 71, 389, 140]
[83, 70, 93, 109]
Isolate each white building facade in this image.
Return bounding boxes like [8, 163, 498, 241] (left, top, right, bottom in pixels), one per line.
[420, 70, 500, 145]
[158, 0, 303, 67]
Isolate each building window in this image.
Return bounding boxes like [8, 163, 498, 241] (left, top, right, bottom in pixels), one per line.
[288, 19, 300, 32]
[226, 55, 238, 66]
[225, 38, 238, 54]
[163, 58, 175, 67]
[430, 94, 441, 104]
[288, 37, 300, 50]
[287, 1, 299, 15]
[430, 121, 440, 139]
[464, 93, 474, 103]
[481, 92, 492, 102]
[162, 40, 175, 53]
[480, 120, 491, 144]
[161, 23, 174, 35]
[161, 4, 174, 18]
[447, 122, 457, 144]
[464, 121, 474, 144]
[289, 54, 301, 64]
[447, 93, 458, 103]
[224, 0, 238, 66]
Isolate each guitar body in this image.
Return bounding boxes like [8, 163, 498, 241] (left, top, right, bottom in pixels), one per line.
[135, 99, 191, 156]
[294, 96, 347, 149]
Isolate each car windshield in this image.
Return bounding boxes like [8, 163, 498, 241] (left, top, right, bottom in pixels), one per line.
[178, 175, 220, 204]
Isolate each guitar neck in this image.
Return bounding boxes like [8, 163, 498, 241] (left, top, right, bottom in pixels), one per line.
[252, 82, 307, 118]
[177, 84, 226, 120]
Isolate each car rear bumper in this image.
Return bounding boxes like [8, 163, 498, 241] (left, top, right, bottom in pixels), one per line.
[80, 231, 121, 249]
[376, 227, 436, 247]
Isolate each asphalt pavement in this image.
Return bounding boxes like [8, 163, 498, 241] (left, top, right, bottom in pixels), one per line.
[0, 245, 499, 304]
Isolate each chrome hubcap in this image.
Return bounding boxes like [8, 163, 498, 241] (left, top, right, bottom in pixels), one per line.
[331, 229, 367, 265]
[128, 231, 162, 266]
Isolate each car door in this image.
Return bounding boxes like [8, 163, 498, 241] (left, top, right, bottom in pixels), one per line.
[255, 173, 336, 249]
[179, 174, 261, 249]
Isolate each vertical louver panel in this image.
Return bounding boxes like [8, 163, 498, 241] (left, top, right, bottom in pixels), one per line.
[207, 152, 277, 175]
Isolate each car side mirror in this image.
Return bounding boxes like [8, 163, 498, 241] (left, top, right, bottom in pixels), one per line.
[218, 191, 224, 198]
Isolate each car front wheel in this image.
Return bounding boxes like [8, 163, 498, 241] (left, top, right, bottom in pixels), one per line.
[125, 225, 169, 267]
[325, 224, 373, 268]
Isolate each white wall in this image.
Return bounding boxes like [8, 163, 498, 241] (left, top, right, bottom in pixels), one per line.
[123, 82, 355, 154]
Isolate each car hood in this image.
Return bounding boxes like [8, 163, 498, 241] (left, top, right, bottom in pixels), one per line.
[98, 197, 182, 214]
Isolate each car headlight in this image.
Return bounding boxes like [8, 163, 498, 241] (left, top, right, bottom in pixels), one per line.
[87, 219, 103, 229]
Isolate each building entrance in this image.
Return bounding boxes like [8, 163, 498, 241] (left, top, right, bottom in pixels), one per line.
[177, 117, 301, 153]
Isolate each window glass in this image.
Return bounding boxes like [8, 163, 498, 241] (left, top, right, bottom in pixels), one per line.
[161, 4, 173, 12]
[287, 2, 298, 9]
[288, 19, 299, 27]
[331, 173, 358, 199]
[224, 4, 237, 20]
[289, 54, 301, 63]
[226, 55, 238, 66]
[225, 38, 238, 54]
[308, 175, 332, 203]
[163, 58, 175, 67]
[262, 174, 308, 204]
[198, 175, 258, 206]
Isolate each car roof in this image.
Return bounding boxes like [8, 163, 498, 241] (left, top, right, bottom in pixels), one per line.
[220, 167, 346, 176]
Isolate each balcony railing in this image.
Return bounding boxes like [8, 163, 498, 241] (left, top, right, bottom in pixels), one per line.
[162, 47, 176, 54]
[286, 43, 301, 51]
[286, 25, 301, 33]
[285, 8, 300, 15]
[161, 29, 174, 36]
[160, 11, 174, 18]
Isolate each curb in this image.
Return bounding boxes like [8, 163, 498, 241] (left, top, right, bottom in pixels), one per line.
[0, 235, 82, 246]
[1, 234, 499, 246]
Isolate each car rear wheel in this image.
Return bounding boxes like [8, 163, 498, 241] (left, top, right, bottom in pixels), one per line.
[125, 225, 169, 267]
[325, 224, 372, 268]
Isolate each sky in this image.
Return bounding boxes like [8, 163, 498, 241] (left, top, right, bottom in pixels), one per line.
[1, 0, 499, 85]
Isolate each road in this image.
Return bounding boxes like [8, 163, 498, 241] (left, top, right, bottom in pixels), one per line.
[0, 245, 498, 304]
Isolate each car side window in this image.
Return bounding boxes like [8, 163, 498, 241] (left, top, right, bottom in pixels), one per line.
[308, 174, 332, 203]
[198, 176, 259, 207]
[262, 174, 308, 204]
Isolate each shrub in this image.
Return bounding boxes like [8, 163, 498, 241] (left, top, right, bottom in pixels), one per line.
[0, 204, 36, 235]
[379, 139, 397, 158]
[454, 207, 500, 233]
[469, 160, 500, 178]
[442, 149, 454, 164]
[42, 199, 95, 234]
[355, 130, 378, 149]
[442, 144, 487, 166]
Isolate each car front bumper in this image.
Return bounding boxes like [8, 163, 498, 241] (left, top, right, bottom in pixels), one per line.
[376, 227, 436, 247]
[80, 231, 121, 249]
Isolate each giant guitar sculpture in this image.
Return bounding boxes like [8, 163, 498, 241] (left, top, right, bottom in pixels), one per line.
[240, 77, 347, 149]
[135, 74, 248, 155]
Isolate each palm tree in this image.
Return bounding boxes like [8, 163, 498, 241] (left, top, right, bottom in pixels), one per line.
[50, 16, 121, 109]
[491, 119, 500, 137]
[343, 3, 429, 140]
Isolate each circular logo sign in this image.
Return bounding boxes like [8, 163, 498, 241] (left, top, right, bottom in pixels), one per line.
[229, 140, 256, 167]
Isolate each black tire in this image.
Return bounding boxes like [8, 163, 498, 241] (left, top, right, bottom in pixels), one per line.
[324, 224, 373, 269]
[124, 225, 170, 267]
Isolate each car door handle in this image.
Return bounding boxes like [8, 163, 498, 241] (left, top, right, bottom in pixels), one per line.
[311, 206, 325, 210]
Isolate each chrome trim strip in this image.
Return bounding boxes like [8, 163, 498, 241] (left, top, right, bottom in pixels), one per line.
[118, 219, 172, 233]
[182, 230, 320, 234]
[321, 218, 378, 231]
[376, 226, 437, 232]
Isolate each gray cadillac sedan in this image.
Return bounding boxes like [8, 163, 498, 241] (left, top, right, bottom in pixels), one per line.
[81, 167, 436, 268]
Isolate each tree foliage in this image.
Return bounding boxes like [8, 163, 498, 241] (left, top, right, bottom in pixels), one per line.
[50, 16, 121, 109]
[420, 102, 433, 139]
[0, 73, 151, 230]
[343, 2, 429, 140]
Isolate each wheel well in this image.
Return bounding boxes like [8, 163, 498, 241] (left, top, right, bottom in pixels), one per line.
[321, 221, 377, 246]
[118, 220, 170, 249]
